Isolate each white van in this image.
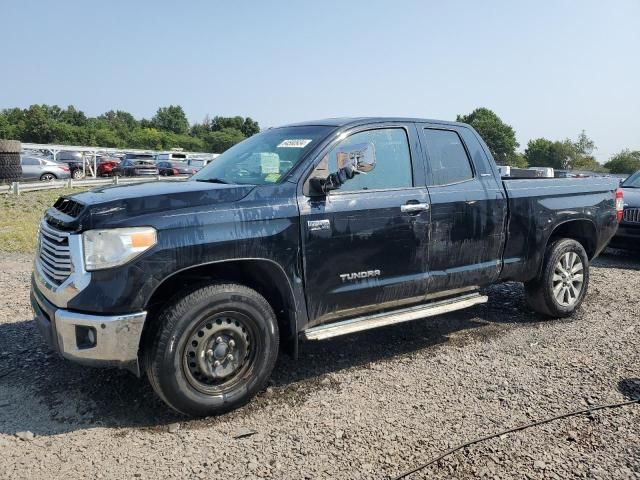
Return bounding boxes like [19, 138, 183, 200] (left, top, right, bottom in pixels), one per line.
[155, 152, 189, 162]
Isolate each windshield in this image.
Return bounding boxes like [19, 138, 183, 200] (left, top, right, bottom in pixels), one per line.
[191, 126, 333, 185]
[622, 171, 640, 188]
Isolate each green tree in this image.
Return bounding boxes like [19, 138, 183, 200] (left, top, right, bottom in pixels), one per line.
[22, 105, 54, 143]
[525, 138, 576, 169]
[507, 152, 528, 168]
[151, 105, 189, 135]
[574, 130, 595, 156]
[0, 112, 17, 139]
[524, 138, 555, 167]
[204, 128, 246, 153]
[456, 108, 518, 165]
[571, 154, 602, 171]
[99, 110, 137, 130]
[604, 150, 640, 174]
[209, 116, 260, 137]
[59, 105, 88, 127]
[241, 117, 260, 136]
[0, 103, 255, 153]
[210, 115, 244, 132]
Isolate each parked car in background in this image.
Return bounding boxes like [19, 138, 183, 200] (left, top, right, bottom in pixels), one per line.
[155, 152, 189, 162]
[56, 151, 85, 179]
[97, 157, 121, 176]
[112, 157, 159, 176]
[608, 170, 640, 250]
[157, 161, 196, 176]
[185, 158, 212, 172]
[122, 153, 155, 163]
[21, 155, 71, 181]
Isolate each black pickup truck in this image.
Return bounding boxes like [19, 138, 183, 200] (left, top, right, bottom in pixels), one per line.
[30, 117, 622, 416]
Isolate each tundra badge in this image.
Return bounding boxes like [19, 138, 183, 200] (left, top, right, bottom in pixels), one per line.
[307, 219, 331, 231]
[339, 270, 381, 282]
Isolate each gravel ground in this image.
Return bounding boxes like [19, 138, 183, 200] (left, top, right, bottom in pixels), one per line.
[0, 250, 638, 479]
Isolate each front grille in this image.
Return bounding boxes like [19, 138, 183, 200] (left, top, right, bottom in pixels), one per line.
[38, 222, 72, 285]
[623, 208, 640, 223]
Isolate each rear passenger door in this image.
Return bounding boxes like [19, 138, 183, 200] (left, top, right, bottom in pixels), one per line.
[419, 125, 507, 292]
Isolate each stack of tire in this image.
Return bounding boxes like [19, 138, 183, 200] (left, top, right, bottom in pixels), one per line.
[0, 140, 22, 184]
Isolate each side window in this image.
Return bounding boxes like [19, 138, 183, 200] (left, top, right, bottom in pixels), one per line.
[423, 129, 473, 186]
[21, 157, 39, 166]
[325, 128, 413, 192]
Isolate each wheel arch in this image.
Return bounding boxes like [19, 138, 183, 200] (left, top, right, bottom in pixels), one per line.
[545, 218, 598, 260]
[142, 258, 299, 356]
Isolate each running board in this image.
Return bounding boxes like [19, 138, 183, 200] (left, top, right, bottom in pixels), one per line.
[302, 292, 487, 341]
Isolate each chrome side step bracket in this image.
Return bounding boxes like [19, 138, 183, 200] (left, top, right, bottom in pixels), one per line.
[302, 292, 487, 341]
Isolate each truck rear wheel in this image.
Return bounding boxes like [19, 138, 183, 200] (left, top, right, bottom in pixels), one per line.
[144, 282, 279, 416]
[524, 238, 589, 317]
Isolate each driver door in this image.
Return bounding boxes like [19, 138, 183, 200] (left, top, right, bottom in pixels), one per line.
[298, 124, 431, 327]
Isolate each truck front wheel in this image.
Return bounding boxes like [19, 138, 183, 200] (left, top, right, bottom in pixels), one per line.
[144, 282, 279, 416]
[524, 238, 589, 317]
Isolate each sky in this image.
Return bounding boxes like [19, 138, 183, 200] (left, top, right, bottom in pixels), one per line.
[1, 0, 639, 162]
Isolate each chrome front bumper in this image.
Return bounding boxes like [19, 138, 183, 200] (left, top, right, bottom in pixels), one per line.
[31, 282, 146, 375]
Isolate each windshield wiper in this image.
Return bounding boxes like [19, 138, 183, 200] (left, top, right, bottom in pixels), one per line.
[196, 178, 231, 184]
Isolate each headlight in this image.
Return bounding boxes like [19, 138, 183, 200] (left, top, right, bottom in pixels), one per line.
[83, 227, 157, 271]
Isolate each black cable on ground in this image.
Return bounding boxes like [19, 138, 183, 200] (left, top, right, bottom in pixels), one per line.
[392, 398, 640, 480]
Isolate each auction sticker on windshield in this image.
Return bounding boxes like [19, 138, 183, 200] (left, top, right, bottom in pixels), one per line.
[277, 139, 312, 148]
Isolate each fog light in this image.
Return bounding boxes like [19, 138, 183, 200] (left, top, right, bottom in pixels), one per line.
[75, 326, 97, 349]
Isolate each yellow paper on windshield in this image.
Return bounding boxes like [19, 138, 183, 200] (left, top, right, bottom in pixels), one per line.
[264, 173, 281, 183]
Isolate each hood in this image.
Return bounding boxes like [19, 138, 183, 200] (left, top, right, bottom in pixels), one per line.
[621, 187, 640, 208]
[45, 180, 255, 231]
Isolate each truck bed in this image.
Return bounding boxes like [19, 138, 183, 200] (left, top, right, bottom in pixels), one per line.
[499, 177, 619, 282]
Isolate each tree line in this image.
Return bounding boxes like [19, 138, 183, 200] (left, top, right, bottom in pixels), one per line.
[0, 104, 259, 153]
[1, 104, 638, 173]
[457, 107, 639, 174]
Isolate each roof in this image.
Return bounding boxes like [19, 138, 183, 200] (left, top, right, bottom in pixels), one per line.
[280, 117, 466, 128]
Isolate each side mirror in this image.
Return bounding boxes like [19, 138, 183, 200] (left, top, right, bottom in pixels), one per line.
[308, 142, 376, 195]
[335, 142, 376, 173]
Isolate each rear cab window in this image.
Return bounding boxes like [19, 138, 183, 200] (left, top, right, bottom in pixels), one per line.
[421, 128, 474, 186]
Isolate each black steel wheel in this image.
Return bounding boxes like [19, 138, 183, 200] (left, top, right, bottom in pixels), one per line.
[144, 282, 279, 416]
[182, 312, 255, 394]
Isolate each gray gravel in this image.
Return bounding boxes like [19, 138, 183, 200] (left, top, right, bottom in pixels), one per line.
[0, 250, 638, 479]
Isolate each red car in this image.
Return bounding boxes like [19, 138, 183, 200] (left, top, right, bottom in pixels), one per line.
[97, 158, 120, 176]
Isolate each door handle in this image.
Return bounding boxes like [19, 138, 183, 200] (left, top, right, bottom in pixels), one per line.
[401, 203, 430, 213]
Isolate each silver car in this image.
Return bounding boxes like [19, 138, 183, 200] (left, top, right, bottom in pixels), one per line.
[21, 155, 71, 181]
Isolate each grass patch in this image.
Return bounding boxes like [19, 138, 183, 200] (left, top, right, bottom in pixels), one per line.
[0, 188, 87, 253]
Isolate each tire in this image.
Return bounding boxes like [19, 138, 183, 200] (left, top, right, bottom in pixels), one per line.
[0, 141, 21, 183]
[525, 239, 589, 317]
[72, 169, 84, 179]
[0, 152, 21, 166]
[0, 140, 21, 153]
[0, 163, 22, 180]
[144, 282, 279, 416]
[40, 173, 57, 181]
